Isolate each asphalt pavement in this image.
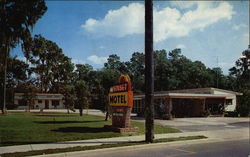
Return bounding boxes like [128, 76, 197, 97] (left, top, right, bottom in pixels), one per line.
[65, 139, 249, 157]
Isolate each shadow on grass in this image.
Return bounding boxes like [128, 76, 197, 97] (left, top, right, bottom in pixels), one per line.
[34, 120, 105, 124]
[33, 114, 77, 117]
[52, 126, 110, 133]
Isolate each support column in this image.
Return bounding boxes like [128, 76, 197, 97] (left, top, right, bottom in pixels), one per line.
[165, 98, 173, 120]
[202, 98, 206, 116]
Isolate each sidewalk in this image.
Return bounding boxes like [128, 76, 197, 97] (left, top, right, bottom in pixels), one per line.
[0, 128, 248, 155]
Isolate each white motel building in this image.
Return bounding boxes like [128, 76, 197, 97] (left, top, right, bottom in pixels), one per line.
[14, 93, 64, 109]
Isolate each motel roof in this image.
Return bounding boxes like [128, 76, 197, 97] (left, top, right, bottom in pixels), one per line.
[134, 88, 242, 100]
[168, 88, 243, 95]
[14, 93, 63, 100]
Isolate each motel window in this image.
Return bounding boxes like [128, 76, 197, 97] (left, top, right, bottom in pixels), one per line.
[154, 99, 161, 105]
[226, 99, 232, 105]
[38, 100, 42, 103]
[52, 100, 60, 108]
[132, 100, 143, 114]
[132, 100, 138, 113]
[18, 100, 27, 106]
[133, 100, 137, 112]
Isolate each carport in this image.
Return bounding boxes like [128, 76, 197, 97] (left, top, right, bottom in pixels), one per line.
[167, 93, 227, 118]
[133, 88, 242, 119]
[152, 93, 228, 118]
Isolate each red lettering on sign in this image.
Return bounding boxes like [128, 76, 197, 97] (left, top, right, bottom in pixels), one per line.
[110, 83, 128, 93]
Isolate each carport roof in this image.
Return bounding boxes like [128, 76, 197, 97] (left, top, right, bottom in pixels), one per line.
[133, 88, 242, 100]
[134, 93, 230, 99]
[169, 88, 242, 95]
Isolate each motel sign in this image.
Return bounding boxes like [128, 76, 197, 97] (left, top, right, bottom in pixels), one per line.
[106, 75, 138, 132]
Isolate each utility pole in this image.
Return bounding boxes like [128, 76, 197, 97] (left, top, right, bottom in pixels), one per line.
[145, 0, 154, 143]
[216, 56, 219, 88]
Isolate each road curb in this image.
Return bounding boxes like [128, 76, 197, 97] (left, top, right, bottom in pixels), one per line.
[33, 138, 211, 157]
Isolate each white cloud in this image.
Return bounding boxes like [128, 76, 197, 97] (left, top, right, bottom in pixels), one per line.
[82, 3, 144, 38]
[170, 1, 197, 9]
[243, 32, 249, 39]
[72, 59, 85, 65]
[87, 55, 107, 65]
[219, 62, 234, 67]
[82, 2, 234, 43]
[243, 32, 249, 45]
[232, 24, 247, 30]
[176, 44, 186, 49]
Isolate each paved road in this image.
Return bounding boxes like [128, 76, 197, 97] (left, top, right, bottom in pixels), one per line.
[70, 139, 249, 157]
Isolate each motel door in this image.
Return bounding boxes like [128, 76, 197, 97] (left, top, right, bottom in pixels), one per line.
[45, 100, 49, 109]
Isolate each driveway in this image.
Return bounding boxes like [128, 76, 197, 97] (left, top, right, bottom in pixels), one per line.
[133, 117, 249, 132]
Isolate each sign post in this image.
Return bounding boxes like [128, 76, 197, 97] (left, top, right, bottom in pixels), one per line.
[105, 75, 138, 133]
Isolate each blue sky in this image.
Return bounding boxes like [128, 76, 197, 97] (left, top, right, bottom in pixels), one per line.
[13, 1, 249, 74]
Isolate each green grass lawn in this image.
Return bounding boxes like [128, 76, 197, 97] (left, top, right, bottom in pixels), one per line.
[0, 112, 180, 146]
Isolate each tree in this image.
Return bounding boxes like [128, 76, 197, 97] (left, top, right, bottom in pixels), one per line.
[75, 64, 93, 82]
[207, 67, 232, 89]
[167, 48, 186, 89]
[0, 0, 47, 113]
[127, 52, 145, 92]
[88, 71, 104, 108]
[104, 54, 129, 74]
[229, 45, 250, 89]
[229, 45, 250, 116]
[186, 61, 211, 88]
[0, 56, 28, 88]
[25, 35, 74, 93]
[61, 84, 76, 114]
[237, 89, 250, 117]
[75, 80, 90, 116]
[104, 54, 121, 70]
[100, 69, 120, 120]
[51, 55, 75, 93]
[0, 56, 29, 110]
[164, 49, 213, 90]
[154, 50, 170, 91]
[21, 83, 38, 112]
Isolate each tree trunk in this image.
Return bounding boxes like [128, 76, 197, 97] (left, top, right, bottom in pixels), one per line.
[145, 0, 154, 143]
[79, 108, 83, 116]
[105, 111, 109, 121]
[27, 103, 31, 112]
[2, 44, 8, 114]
